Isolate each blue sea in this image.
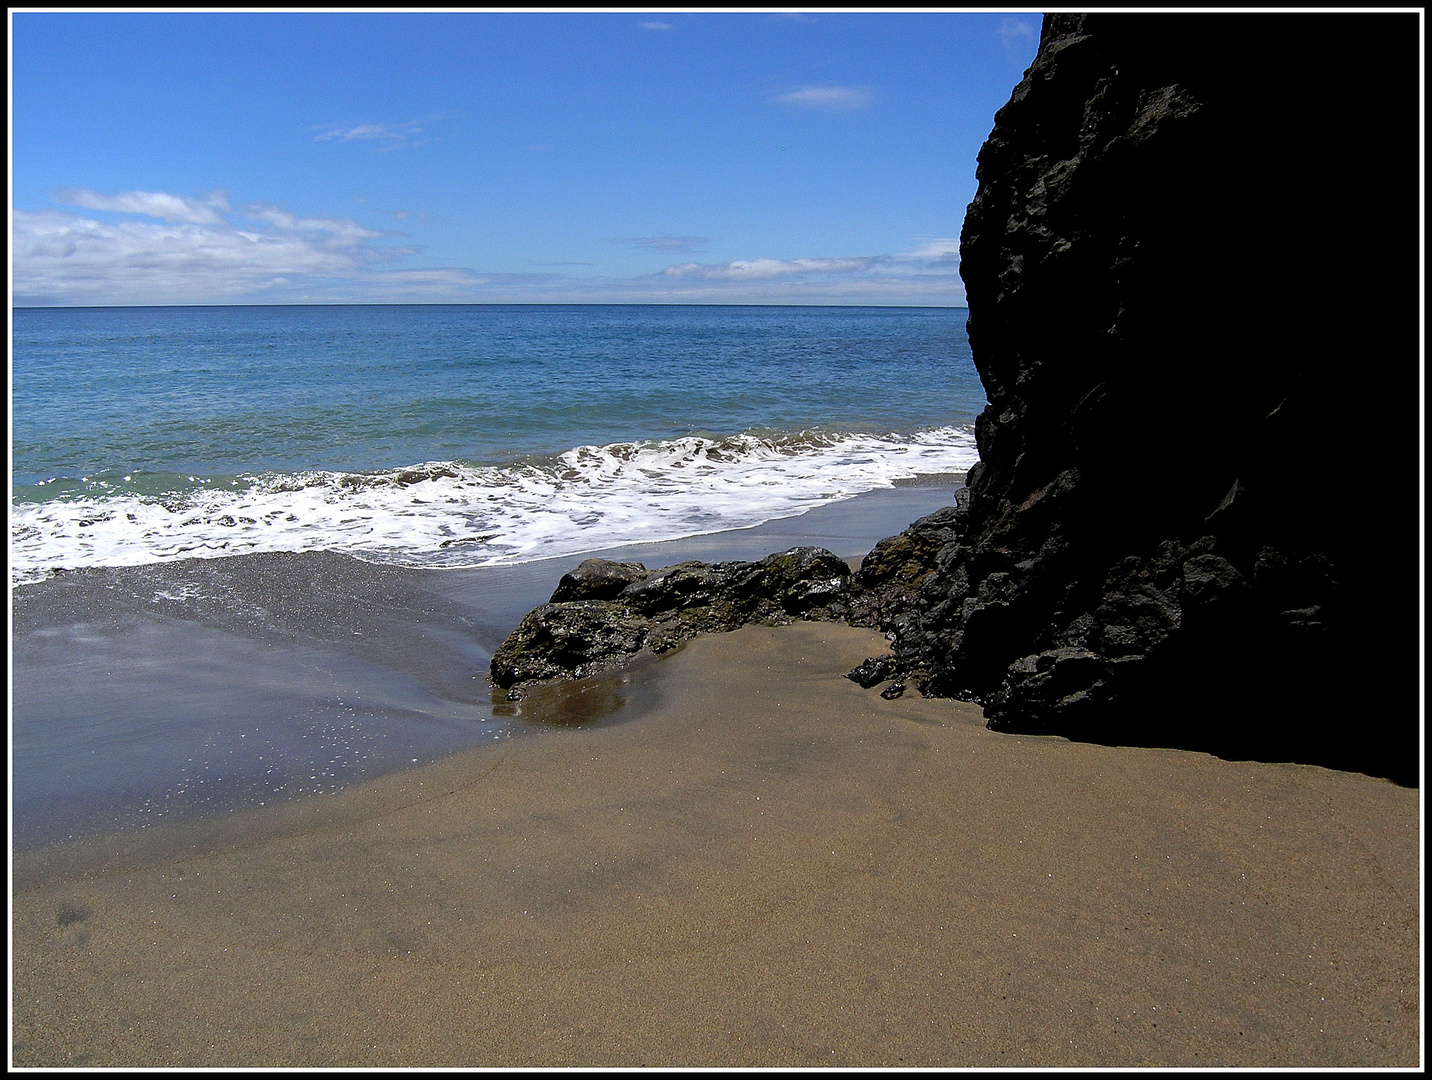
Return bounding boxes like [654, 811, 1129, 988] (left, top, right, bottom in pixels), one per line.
[12, 304, 985, 584]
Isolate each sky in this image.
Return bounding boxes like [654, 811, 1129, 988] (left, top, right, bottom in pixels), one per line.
[10, 9, 1043, 307]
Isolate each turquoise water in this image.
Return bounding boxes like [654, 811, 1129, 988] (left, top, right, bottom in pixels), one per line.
[12, 304, 985, 581]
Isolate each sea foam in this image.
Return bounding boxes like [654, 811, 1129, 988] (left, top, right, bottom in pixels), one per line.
[10, 426, 978, 585]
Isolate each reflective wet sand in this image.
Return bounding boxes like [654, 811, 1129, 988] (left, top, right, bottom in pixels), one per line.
[12, 483, 964, 851]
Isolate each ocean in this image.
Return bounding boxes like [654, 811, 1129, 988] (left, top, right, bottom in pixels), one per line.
[12, 304, 984, 858]
[12, 304, 983, 584]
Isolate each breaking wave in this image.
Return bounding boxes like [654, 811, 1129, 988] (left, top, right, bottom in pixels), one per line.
[10, 426, 978, 585]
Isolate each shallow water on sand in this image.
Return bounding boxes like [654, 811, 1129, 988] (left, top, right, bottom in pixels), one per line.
[12, 483, 963, 854]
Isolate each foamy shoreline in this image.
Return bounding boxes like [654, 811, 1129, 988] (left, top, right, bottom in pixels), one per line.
[10, 426, 979, 586]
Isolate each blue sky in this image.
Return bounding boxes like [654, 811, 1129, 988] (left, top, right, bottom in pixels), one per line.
[11, 9, 1042, 306]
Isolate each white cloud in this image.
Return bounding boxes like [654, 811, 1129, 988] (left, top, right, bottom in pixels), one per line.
[313, 120, 422, 144]
[638, 21, 673, 31]
[12, 198, 400, 306]
[611, 273, 965, 306]
[632, 242, 966, 304]
[663, 257, 886, 280]
[13, 195, 967, 307]
[311, 113, 457, 150]
[775, 86, 873, 111]
[255, 270, 572, 306]
[997, 18, 1036, 50]
[899, 237, 961, 262]
[241, 205, 385, 242]
[52, 188, 230, 225]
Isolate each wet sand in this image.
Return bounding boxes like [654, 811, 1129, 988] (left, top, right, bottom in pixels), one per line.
[11, 619, 1420, 1068]
[11, 482, 965, 853]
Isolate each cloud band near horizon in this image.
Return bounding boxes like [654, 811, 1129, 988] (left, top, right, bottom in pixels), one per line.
[12, 191, 965, 307]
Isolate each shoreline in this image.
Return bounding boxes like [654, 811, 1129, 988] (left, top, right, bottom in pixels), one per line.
[12, 481, 964, 858]
[12, 619, 1419, 1067]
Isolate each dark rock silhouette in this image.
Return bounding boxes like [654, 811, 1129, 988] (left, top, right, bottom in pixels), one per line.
[850, 13, 1420, 785]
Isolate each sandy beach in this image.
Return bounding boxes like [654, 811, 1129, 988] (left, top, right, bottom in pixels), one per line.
[14, 7, 1423, 1068]
[11, 599, 1420, 1065]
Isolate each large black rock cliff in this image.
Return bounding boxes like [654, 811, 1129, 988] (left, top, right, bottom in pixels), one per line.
[857, 12, 1420, 783]
[493, 14, 1420, 784]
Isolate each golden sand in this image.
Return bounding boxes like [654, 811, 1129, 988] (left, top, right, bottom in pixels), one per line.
[11, 622, 1419, 1067]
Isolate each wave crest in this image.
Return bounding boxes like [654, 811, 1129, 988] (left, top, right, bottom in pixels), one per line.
[10, 426, 978, 584]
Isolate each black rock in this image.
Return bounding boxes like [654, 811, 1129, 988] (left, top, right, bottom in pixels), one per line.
[549, 558, 652, 602]
[851, 12, 1419, 785]
[489, 599, 651, 688]
[490, 547, 854, 691]
[844, 506, 965, 630]
[846, 653, 901, 690]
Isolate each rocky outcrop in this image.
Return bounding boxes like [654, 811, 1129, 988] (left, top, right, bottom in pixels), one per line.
[491, 548, 854, 695]
[488, 510, 980, 696]
[849, 13, 1419, 784]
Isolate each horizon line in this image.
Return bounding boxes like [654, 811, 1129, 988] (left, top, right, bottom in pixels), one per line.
[13, 301, 970, 311]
